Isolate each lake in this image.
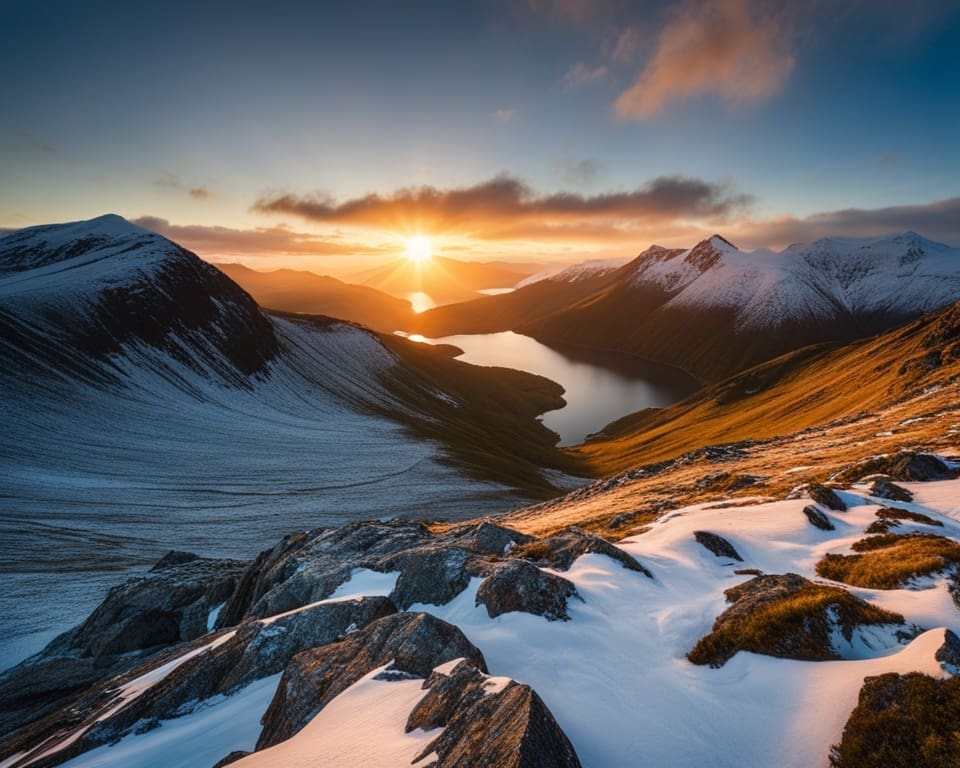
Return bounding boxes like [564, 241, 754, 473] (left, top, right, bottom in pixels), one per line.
[423, 331, 701, 445]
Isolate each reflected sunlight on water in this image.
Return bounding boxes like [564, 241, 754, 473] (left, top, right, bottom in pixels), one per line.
[407, 292, 437, 313]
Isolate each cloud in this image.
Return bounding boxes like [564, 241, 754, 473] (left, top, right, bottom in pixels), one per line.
[616, 0, 794, 118]
[610, 26, 643, 63]
[252, 174, 752, 238]
[131, 216, 391, 258]
[154, 172, 214, 201]
[493, 108, 517, 123]
[731, 196, 960, 249]
[563, 62, 609, 88]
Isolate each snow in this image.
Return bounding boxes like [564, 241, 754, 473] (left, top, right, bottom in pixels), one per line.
[259, 569, 399, 625]
[517, 257, 630, 287]
[625, 232, 960, 330]
[402, 479, 960, 768]
[231, 665, 439, 768]
[207, 603, 225, 632]
[58, 674, 282, 768]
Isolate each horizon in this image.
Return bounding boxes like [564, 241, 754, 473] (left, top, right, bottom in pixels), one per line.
[2, 1, 959, 271]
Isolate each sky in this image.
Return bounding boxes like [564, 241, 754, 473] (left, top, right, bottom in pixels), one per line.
[1, 0, 959, 271]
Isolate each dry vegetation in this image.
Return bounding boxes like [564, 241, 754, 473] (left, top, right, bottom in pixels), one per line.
[687, 575, 904, 668]
[830, 673, 960, 768]
[864, 506, 943, 534]
[816, 534, 960, 589]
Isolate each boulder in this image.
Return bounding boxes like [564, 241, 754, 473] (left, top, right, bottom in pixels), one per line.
[476, 560, 581, 621]
[803, 505, 835, 531]
[693, 531, 744, 561]
[513, 528, 652, 576]
[257, 612, 486, 749]
[410, 660, 583, 768]
[867, 478, 913, 503]
[807, 483, 847, 511]
[936, 629, 960, 672]
[835, 452, 955, 483]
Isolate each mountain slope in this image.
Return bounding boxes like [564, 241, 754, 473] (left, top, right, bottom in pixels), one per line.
[216, 263, 415, 332]
[416, 232, 960, 383]
[0, 216, 582, 668]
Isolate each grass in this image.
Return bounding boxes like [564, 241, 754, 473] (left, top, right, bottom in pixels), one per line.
[831, 673, 960, 768]
[816, 533, 960, 589]
[687, 577, 903, 668]
[864, 506, 943, 534]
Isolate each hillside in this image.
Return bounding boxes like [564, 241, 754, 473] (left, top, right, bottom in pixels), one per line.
[415, 232, 960, 383]
[0, 216, 583, 669]
[216, 263, 415, 333]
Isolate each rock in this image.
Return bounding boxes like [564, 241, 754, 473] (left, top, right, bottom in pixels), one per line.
[475, 560, 581, 621]
[411, 661, 583, 768]
[693, 531, 744, 561]
[868, 478, 914, 503]
[807, 483, 847, 511]
[257, 612, 486, 749]
[835, 451, 956, 483]
[382, 547, 473, 609]
[688, 573, 907, 668]
[513, 528, 652, 576]
[0, 554, 247, 737]
[936, 629, 960, 672]
[803, 505, 835, 531]
[450, 521, 534, 555]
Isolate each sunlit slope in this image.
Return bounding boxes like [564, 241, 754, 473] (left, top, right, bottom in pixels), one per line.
[573, 299, 960, 475]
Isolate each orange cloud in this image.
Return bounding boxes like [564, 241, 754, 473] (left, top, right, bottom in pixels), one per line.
[252, 174, 752, 237]
[616, 0, 794, 118]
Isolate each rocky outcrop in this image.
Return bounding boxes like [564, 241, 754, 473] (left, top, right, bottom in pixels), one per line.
[835, 451, 956, 483]
[475, 560, 581, 621]
[693, 531, 744, 561]
[0, 552, 247, 737]
[803, 505, 835, 531]
[867, 478, 913, 502]
[513, 527, 652, 576]
[688, 574, 907, 668]
[0, 597, 396, 767]
[807, 483, 847, 511]
[936, 629, 960, 672]
[410, 660, 583, 768]
[257, 612, 486, 749]
[217, 520, 535, 624]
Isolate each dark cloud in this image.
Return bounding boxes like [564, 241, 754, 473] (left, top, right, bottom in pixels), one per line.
[733, 197, 960, 249]
[132, 216, 392, 257]
[252, 174, 752, 236]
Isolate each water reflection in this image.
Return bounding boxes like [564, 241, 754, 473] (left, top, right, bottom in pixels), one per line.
[428, 331, 700, 446]
[407, 292, 437, 313]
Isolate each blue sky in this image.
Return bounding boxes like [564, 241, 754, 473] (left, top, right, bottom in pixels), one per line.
[2, 0, 958, 267]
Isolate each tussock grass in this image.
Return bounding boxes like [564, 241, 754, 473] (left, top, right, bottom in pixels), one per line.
[816, 534, 960, 589]
[688, 576, 902, 668]
[831, 673, 960, 768]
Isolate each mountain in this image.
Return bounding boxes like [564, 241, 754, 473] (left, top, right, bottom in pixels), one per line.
[0, 215, 582, 669]
[415, 232, 960, 383]
[216, 263, 415, 332]
[351, 255, 535, 305]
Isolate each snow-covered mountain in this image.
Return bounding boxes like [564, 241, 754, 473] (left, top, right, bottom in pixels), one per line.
[416, 231, 960, 382]
[516, 256, 632, 288]
[0, 216, 568, 669]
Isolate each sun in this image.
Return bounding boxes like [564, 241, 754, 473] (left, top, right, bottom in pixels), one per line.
[406, 235, 432, 264]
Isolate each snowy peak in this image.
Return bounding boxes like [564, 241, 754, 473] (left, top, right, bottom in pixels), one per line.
[683, 234, 739, 272]
[0, 215, 279, 384]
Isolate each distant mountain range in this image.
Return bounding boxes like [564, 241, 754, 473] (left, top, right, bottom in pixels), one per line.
[217, 263, 415, 333]
[415, 232, 960, 383]
[350, 254, 536, 305]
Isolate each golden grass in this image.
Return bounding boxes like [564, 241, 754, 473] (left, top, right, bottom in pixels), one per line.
[831, 673, 960, 768]
[688, 581, 903, 667]
[570, 302, 960, 476]
[816, 534, 960, 589]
